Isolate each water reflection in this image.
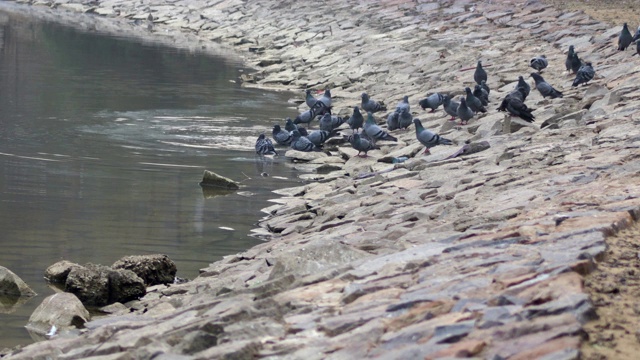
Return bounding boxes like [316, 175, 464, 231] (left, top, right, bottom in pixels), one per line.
[0, 6, 301, 349]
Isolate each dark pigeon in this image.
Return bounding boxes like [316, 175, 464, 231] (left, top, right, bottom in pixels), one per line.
[530, 55, 548, 72]
[348, 133, 378, 157]
[635, 41, 640, 56]
[565, 46, 582, 74]
[530, 73, 563, 99]
[516, 76, 531, 100]
[442, 95, 460, 121]
[290, 129, 320, 152]
[347, 106, 365, 133]
[457, 98, 475, 125]
[284, 118, 298, 132]
[618, 23, 633, 51]
[572, 62, 595, 87]
[465, 87, 487, 113]
[474, 60, 488, 85]
[255, 134, 278, 155]
[473, 85, 489, 106]
[272, 124, 292, 146]
[419, 93, 445, 112]
[480, 80, 490, 96]
[397, 107, 413, 130]
[361, 92, 387, 113]
[386, 111, 400, 131]
[565, 45, 576, 72]
[497, 87, 535, 123]
[364, 112, 397, 143]
[632, 25, 640, 42]
[395, 95, 410, 114]
[413, 118, 453, 155]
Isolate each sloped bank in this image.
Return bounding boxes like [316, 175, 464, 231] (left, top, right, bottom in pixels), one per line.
[3, 0, 640, 359]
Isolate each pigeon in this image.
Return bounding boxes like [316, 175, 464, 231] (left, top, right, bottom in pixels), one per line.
[516, 76, 531, 100]
[457, 98, 475, 125]
[530, 55, 548, 72]
[347, 106, 365, 133]
[497, 87, 535, 123]
[530, 73, 563, 99]
[395, 95, 410, 114]
[364, 112, 397, 143]
[419, 93, 445, 112]
[397, 107, 413, 129]
[255, 134, 278, 155]
[572, 62, 595, 87]
[413, 118, 453, 154]
[480, 80, 490, 96]
[635, 41, 640, 56]
[306, 130, 331, 147]
[361, 92, 387, 113]
[293, 107, 318, 125]
[290, 129, 319, 152]
[272, 124, 292, 145]
[474, 60, 488, 85]
[386, 111, 400, 131]
[348, 133, 378, 157]
[632, 25, 640, 42]
[465, 87, 487, 113]
[618, 23, 633, 51]
[473, 85, 489, 106]
[565, 46, 582, 74]
[317, 89, 332, 109]
[305, 89, 317, 108]
[319, 113, 346, 132]
[442, 95, 460, 121]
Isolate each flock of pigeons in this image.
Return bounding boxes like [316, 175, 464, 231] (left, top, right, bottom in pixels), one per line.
[255, 22, 638, 158]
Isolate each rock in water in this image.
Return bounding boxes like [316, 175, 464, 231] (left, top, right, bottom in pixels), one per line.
[45, 260, 84, 284]
[0, 265, 36, 297]
[112, 254, 177, 286]
[26, 293, 90, 338]
[65, 264, 146, 306]
[200, 170, 240, 190]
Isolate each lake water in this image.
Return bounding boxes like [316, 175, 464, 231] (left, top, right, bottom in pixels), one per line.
[0, 6, 301, 349]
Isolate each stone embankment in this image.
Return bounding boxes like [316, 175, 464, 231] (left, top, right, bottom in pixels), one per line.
[3, 0, 640, 359]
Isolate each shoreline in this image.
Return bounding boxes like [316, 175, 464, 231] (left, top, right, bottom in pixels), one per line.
[3, 0, 640, 359]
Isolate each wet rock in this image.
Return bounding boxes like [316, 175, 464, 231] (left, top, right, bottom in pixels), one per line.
[44, 260, 83, 284]
[65, 264, 145, 306]
[199, 170, 240, 190]
[25, 292, 89, 338]
[112, 254, 177, 286]
[0, 265, 36, 297]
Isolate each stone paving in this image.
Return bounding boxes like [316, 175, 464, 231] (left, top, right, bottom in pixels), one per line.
[3, 0, 640, 359]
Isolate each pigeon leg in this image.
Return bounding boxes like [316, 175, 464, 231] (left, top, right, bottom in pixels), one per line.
[423, 148, 431, 155]
[430, 109, 436, 113]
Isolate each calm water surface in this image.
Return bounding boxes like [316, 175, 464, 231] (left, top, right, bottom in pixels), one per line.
[0, 9, 301, 348]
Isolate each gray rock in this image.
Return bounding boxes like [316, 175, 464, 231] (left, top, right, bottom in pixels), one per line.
[25, 292, 89, 337]
[0, 265, 36, 297]
[199, 170, 240, 190]
[112, 254, 177, 286]
[44, 260, 84, 284]
[65, 264, 146, 306]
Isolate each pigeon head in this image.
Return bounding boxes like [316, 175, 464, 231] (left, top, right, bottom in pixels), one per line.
[443, 95, 451, 105]
[465, 87, 472, 94]
[291, 130, 302, 140]
[477, 60, 482, 67]
[258, 134, 266, 140]
[361, 92, 369, 101]
[568, 45, 575, 53]
[460, 97, 467, 105]
[353, 106, 361, 114]
[273, 124, 281, 132]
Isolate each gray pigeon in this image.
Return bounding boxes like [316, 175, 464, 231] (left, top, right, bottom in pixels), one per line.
[361, 92, 387, 113]
[618, 23, 633, 51]
[364, 112, 397, 143]
[386, 111, 400, 131]
[516, 76, 531, 100]
[497, 87, 535, 123]
[272, 124, 292, 145]
[255, 134, 278, 155]
[530, 55, 548, 72]
[530, 73, 563, 99]
[474, 60, 487, 85]
[348, 133, 378, 157]
[305, 89, 317, 108]
[465, 87, 487, 113]
[319, 113, 345, 132]
[395, 95, 410, 114]
[633, 25, 640, 42]
[294, 107, 318, 125]
[290, 129, 319, 152]
[306, 130, 331, 147]
[413, 118, 453, 155]
[419, 93, 445, 112]
[442, 95, 460, 121]
[457, 98, 475, 125]
[572, 62, 595, 87]
[284, 118, 298, 132]
[473, 85, 489, 106]
[347, 106, 364, 133]
[635, 41, 640, 56]
[317, 89, 332, 108]
[397, 107, 413, 130]
[480, 80, 490, 96]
